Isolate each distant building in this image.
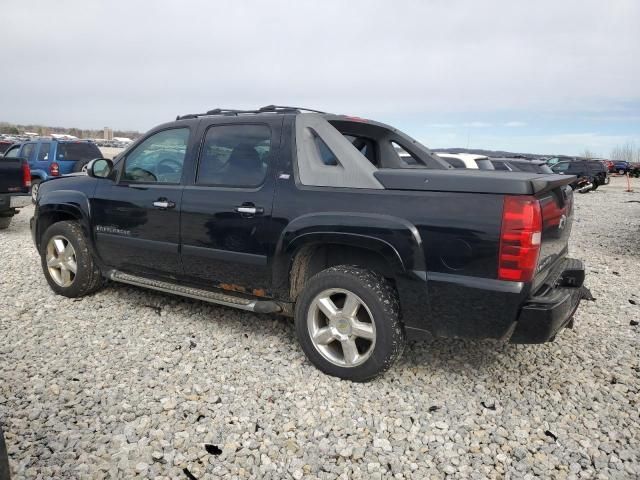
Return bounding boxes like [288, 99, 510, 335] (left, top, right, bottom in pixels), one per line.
[103, 127, 113, 140]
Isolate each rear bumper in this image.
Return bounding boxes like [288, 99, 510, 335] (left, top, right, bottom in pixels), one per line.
[510, 258, 585, 343]
[0, 193, 29, 213]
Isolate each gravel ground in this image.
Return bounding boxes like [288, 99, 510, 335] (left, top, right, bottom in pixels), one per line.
[1, 176, 639, 479]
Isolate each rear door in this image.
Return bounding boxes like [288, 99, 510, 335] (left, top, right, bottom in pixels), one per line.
[55, 142, 103, 174]
[34, 142, 52, 175]
[180, 117, 283, 293]
[92, 127, 193, 278]
[21, 143, 37, 170]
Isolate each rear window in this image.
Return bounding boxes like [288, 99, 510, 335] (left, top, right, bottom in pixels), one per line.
[475, 158, 495, 170]
[0, 142, 12, 154]
[445, 157, 466, 169]
[56, 142, 102, 162]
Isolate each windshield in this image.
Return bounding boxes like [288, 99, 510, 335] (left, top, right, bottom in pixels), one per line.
[56, 142, 102, 162]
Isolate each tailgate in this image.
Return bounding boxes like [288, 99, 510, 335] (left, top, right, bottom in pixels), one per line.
[534, 183, 574, 288]
[0, 157, 28, 194]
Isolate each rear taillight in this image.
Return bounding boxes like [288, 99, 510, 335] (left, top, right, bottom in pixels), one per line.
[498, 195, 542, 282]
[22, 162, 31, 188]
[49, 162, 60, 176]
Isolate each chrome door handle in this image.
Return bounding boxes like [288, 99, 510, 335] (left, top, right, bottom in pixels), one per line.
[236, 206, 256, 214]
[153, 199, 175, 209]
[235, 205, 264, 215]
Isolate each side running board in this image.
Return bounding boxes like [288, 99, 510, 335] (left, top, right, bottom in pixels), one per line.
[107, 270, 282, 314]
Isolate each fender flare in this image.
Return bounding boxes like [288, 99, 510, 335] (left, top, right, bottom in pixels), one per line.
[30, 169, 48, 181]
[271, 211, 425, 290]
[35, 190, 92, 251]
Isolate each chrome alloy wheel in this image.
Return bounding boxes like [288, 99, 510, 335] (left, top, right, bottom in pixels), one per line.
[31, 182, 39, 202]
[46, 235, 77, 287]
[307, 288, 376, 367]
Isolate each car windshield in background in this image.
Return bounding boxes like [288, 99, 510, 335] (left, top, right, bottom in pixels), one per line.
[56, 143, 102, 162]
[0, 142, 12, 154]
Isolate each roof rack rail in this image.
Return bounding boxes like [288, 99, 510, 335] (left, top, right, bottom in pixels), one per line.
[176, 105, 326, 121]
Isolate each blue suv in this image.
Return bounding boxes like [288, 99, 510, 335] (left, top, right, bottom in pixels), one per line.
[2, 139, 103, 201]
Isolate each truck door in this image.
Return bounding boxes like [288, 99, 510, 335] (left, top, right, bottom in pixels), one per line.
[92, 127, 193, 278]
[180, 118, 282, 293]
[34, 142, 52, 175]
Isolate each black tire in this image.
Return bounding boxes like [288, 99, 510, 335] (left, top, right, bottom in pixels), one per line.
[31, 179, 42, 204]
[0, 424, 10, 480]
[295, 265, 405, 382]
[40, 221, 104, 297]
[0, 216, 11, 230]
[73, 159, 90, 173]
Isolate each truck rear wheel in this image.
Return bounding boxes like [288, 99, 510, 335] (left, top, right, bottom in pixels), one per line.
[31, 179, 41, 204]
[294, 265, 405, 382]
[0, 217, 11, 230]
[40, 221, 104, 297]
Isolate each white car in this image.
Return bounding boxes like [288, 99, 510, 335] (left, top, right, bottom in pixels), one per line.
[435, 153, 495, 170]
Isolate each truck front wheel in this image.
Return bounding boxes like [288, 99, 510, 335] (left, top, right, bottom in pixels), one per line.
[0, 216, 12, 230]
[40, 221, 104, 297]
[295, 265, 405, 382]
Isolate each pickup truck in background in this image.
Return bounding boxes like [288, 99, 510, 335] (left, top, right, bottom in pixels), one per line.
[3, 139, 103, 202]
[0, 156, 31, 229]
[31, 106, 586, 381]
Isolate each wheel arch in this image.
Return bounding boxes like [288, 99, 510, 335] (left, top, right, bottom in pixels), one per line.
[273, 212, 425, 301]
[36, 191, 92, 251]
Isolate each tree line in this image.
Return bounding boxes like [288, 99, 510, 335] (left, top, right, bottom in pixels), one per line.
[0, 122, 141, 140]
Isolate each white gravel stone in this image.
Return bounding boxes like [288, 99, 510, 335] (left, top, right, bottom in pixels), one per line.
[0, 177, 639, 479]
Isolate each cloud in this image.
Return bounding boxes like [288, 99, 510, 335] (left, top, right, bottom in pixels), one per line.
[504, 121, 527, 127]
[0, 0, 637, 131]
[427, 123, 455, 128]
[461, 122, 493, 128]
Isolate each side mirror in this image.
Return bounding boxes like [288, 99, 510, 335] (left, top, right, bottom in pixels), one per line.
[87, 158, 114, 178]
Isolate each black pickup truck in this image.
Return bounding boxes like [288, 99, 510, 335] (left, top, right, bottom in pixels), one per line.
[0, 155, 31, 229]
[31, 106, 585, 381]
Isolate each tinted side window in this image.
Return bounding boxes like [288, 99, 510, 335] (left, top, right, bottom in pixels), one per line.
[197, 124, 271, 187]
[492, 161, 511, 171]
[3, 146, 20, 158]
[38, 143, 51, 161]
[313, 132, 339, 166]
[567, 163, 584, 173]
[22, 143, 36, 161]
[123, 128, 189, 184]
[552, 162, 570, 173]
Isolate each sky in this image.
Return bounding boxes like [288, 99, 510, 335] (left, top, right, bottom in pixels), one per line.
[1, 0, 638, 156]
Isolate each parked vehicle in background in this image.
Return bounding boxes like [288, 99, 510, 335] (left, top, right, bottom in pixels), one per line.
[546, 155, 577, 167]
[436, 152, 495, 170]
[589, 160, 610, 186]
[551, 159, 608, 191]
[491, 158, 553, 174]
[612, 161, 631, 174]
[629, 162, 640, 178]
[602, 159, 615, 173]
[0, 155, 31, 229]
[0, 139, 13, 155]
[3, 139, 102, 202]
[32, 106, 585, 381]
